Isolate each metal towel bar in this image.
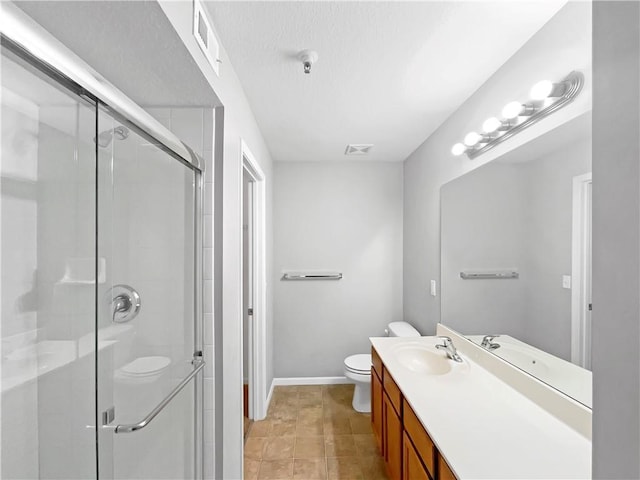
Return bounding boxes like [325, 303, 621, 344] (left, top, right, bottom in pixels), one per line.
[113, 357, 205, 434]
[282, 272, 342, 281]
[460, 271, 519, 279]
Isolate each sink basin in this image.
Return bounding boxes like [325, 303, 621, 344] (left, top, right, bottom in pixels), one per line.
[392, 344, 453, 375]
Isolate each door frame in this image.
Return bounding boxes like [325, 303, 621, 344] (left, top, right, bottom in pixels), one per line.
[571, 172, 592, 367]
[241, 140, 268, 420]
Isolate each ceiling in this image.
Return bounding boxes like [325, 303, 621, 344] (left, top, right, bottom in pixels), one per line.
[15, 1, 220, 108]
[205, 1, 566, 163]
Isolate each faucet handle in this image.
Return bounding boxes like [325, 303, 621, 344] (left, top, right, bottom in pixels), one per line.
[481, 334, 499, 345]
[437, 335, 453, 346]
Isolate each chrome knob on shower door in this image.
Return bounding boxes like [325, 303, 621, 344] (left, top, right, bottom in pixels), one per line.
[106, 284, 141, 323]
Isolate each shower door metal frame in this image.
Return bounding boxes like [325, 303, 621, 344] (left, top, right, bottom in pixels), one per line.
[1, 4, 206, 479]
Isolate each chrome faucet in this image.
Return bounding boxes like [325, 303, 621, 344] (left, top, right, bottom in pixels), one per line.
[435, 336, 463, 362]
[481, 335, 501, 350]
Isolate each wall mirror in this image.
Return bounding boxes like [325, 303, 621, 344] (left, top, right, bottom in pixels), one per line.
[440, 112, 592, 408]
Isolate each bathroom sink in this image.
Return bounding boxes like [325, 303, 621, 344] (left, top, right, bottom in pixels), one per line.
[392, 344, 453, 375]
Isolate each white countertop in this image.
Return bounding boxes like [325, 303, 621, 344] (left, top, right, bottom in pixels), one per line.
[370, 336, 591, 479]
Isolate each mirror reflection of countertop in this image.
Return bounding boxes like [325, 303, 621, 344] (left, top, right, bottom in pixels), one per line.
[370, 336, 591, 479]
[467, 334, 592, 408]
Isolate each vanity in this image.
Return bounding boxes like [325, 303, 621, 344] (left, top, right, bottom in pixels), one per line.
[369, 333, 591, 480]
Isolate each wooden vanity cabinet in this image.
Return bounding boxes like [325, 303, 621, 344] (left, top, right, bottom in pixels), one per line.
[371, 346, 458, 480]
[383, 389, 403, 480]
[403, 432, 431, 480]
[371, 350, 384, 454]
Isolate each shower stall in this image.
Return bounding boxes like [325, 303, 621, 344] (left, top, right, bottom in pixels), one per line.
[1, 5, 205, 479]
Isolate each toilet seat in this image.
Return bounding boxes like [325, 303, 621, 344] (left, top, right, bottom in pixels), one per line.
[120, 356, 171, 377]
[344, 354, 371, 375]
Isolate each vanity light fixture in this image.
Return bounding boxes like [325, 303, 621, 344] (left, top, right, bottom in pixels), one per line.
[451, 71, 584, 159]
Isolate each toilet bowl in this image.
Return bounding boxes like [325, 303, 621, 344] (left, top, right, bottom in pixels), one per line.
[115, 355, 171, 385]
[344, 322, 420, 413]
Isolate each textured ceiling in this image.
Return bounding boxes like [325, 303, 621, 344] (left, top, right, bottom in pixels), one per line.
[206, 1, 566, 162]
[16, 1, 220, 108]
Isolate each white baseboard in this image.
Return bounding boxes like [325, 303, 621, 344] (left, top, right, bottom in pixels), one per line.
[272, 376, 352, 386]
[265, 380, 275, 414]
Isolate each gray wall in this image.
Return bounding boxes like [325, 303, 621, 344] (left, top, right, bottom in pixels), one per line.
[521, 138, 591, 359]
[274, 162, 403, 378]
[441, 163, 528, 337]
[592, 1, 640, 478]
[403, 2, 591, 336]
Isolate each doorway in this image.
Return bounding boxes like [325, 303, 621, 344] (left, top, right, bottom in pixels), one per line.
[571, 172, 592, 369]
[241, 141, 268, 429]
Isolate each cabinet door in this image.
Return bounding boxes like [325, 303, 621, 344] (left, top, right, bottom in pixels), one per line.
[383, 392, 402, 480]
[438, 455, 458, 480]
[403, 432, 430, 480]
[371, 369, 384, 455]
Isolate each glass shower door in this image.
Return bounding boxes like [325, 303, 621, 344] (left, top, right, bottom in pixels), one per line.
[96, 110, 201, 479]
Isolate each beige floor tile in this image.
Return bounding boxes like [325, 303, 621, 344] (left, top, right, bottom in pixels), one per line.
[296, 418, 324, 436]
[246, 437, 269, 461]
[299, 395, 324, 407]
[244, 458, 261, 480]
[250, 420, 273, 437]
[353, 434, 378, 456]
[263, 436, 295, 460]
[325, 435, 358, 457]
[248, 384, 386, 480]
[298, 385, 323, 395]
[298, 406, 323, 422]
[271, 418, 298, 436]
[326, 456, 364, 480]
[349, 415, 372, 434]
[359, 455, 388, 480]
[259, 459, 294, 480]
[293, 458, 327, 480]
[294, 436, 325, 458]
[323, 415, 352, 435]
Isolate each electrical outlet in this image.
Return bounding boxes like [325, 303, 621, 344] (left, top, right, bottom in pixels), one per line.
[562, 275, 571, 289]
[430, 280, 437, 297]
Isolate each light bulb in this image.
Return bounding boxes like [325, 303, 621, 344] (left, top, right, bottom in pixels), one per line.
[530, 80, 553, 100]
[502, 101, 524, 119]
[451, 143, 466, 156]
[463, 131, 482, 147]
[482, 117, 502, 133]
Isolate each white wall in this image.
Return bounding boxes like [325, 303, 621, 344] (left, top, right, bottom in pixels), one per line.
[403, 2, 591, 336]
[157, 4, 275, 479]
[273, 162, 403, 378]
[592, 2, 640, 477]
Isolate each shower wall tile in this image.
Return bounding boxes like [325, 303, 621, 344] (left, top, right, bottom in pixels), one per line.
[204, 248, 213, 280]
[204, 182, 213, 215]
[204, 344, 214, 379]
[204, 280, 213, 314]
[205, 378, 214, 409]
[204, 313, 213, 346]
[204, 214, 213, 248]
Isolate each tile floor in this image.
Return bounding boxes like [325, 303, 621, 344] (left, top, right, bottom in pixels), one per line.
[244, 384, 389, 480]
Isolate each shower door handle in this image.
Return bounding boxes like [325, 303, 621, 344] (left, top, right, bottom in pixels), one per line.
[111, 355, 205, 434]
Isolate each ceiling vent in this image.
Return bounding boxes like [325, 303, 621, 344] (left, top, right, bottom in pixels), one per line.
[344, 144, 374, 155]
[193, 0, 220, 76]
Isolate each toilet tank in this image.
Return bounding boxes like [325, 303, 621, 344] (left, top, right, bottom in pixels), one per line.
[386, 321, 420, 337]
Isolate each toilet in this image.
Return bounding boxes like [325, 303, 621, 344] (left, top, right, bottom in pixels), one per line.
[115, 355, 172, 385]
[344, 321, 420, 413]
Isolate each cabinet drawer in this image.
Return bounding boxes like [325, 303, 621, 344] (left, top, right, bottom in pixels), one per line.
[372, 347, 382, 378]
[383, 368, 402, 415]
[438, 454, 458, 480]
[403, 399, 435, 478]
